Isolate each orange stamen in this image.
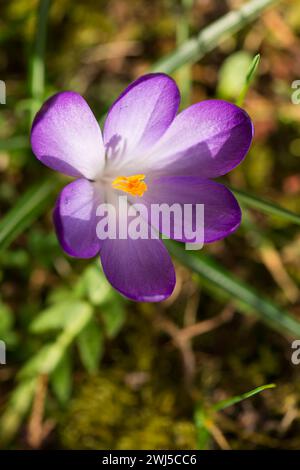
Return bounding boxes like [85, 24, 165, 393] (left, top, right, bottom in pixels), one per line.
[111, 174, 147, 197]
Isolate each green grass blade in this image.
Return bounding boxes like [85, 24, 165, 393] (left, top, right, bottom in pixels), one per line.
[175, 0, 193, 108]
[152, 0, 278, 74]
[236, 53, 260, 106]
[28, 0, 51, 124]
[194, 407, 211, 450]
[246, 54, 260, 83]
[167, 242, 300, 337]
[0, 178, 58, 251]
[194, 383, 275, 449]
[232, 187, 300, 226]
[213, 383, 276, 412]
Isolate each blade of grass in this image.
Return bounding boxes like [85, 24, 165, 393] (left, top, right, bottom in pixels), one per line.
[194, 407, 211, 450]
[152, 0, 278, 74]
[28, 0, 51, 124]
[232, 187, 300, 226]
[0, 178, 58, 251]
[167, 241, 300, 337]
[175, 0, 193, 108]
[213, 383, 276, 411]
[236, 53, 260, 106]
[194, 383, 275, 449]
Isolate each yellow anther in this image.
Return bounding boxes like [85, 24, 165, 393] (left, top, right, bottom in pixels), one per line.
[112, 174, 147, 197]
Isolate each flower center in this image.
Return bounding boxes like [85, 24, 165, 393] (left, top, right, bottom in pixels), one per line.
[111, 174, 147, 197]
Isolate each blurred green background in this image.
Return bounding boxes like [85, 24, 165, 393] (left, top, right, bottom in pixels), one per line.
[1, 0, 300, 450]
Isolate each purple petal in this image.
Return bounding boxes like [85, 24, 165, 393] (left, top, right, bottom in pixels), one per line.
[143, 100, 253, 178]
[139, 176, 241, 243]
[54, 178, 102, 258]
[100, 236, 176, 302]
[31, 92, 105, 179]
[103, 73, 180, 172]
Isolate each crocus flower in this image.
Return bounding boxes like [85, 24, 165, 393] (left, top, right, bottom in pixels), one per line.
[31, 73, 253, 302]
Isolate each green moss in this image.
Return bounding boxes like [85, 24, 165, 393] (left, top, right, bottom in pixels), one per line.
[60, 371, 196, 450]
